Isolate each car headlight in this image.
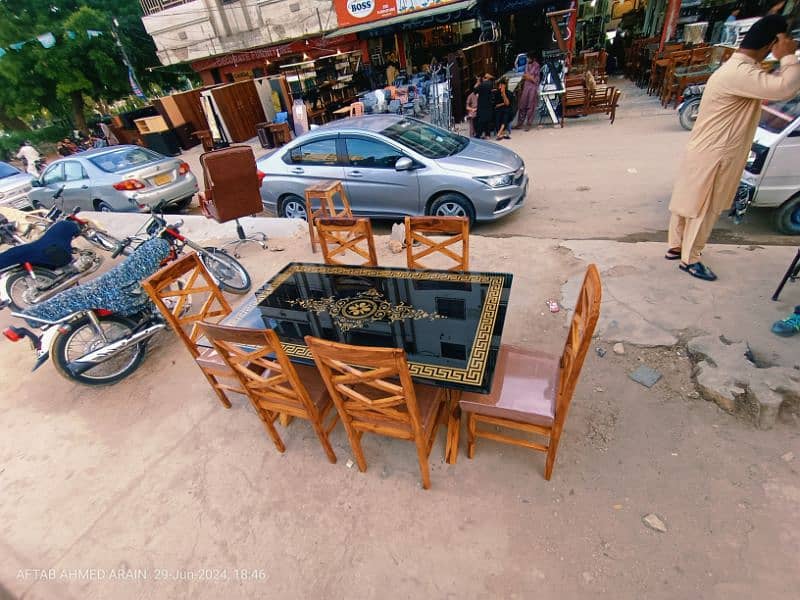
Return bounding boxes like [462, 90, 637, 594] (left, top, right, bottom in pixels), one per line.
[475, 172, 515, 188]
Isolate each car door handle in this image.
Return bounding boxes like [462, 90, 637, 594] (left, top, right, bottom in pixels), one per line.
[81, 185, 89, 189]
[290, 167, 304, 174]
[349, 170, 363, 178]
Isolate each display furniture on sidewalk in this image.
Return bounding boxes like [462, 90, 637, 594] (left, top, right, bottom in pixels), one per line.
[316, 217, 378, 267]
[404, 216, 469, 272]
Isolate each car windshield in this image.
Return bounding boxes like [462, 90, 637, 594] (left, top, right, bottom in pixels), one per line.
[0, 163, 20, 179]
[759, 96, 800, 134]
[89, 147, 161, 173]
[381, 119, 468, 159]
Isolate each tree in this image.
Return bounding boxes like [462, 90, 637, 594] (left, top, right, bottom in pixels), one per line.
[0, 1, 186, 132]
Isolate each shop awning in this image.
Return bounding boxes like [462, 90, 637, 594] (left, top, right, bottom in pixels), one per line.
[325, 1, 477, 39]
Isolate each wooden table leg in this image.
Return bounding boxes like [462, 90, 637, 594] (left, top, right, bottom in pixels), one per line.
[444, 389, 462, 464]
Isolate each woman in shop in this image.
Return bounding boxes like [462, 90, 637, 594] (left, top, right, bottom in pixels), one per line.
[494, 77, 513, 140]
[475, 73, 495, 139]
[515, 51, 541, 131]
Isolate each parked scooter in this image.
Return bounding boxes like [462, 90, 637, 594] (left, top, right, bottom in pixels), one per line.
[2, 238, 173, 385]
[678, 84, 705, 131]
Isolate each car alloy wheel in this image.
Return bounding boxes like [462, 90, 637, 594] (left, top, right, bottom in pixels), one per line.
[282, 197, 307, 220]
[435, 202, 467, 218]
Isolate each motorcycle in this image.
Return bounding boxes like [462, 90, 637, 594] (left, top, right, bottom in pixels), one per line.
[112, 199, 251, 295]
[0, 190, 118, 311]
[2, 238, 173, 386]
[678, 84, 705, 131]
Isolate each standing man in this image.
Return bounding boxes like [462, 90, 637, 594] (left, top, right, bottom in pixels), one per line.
[515, 52, 541, 131]
[15, 141, 41, 176]
[666, 16, 800, 281]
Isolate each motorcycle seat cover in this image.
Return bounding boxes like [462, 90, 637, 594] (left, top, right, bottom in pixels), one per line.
[24, 238, 171, 322]
[0, 220, 80, 270]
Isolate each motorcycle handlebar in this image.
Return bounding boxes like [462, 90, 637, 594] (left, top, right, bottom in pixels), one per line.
[111, 238, 131, 259]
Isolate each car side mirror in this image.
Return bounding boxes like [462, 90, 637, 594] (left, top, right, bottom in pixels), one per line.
[395, 157, 414, 171]
[30, 179, 41, 187]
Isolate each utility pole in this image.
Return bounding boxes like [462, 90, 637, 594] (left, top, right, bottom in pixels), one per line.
[111, 17, 147, 99]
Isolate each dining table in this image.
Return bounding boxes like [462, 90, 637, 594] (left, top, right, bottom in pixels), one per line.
[200, 262, 514, 464]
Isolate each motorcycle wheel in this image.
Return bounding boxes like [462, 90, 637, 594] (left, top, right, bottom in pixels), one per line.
[199, 247, 251, 294]
[51, 314, 146, 386]
[4, 268, 59, 311]
[679, 99, 700, 131]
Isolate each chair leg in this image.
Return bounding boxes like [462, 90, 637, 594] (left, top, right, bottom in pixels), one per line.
[341, 421, 367, 472]
[259, 410, 287, 454]
[466, 411, 477, 459]
[201, 369, 232, 408]
[415, 438, 431, 490]
[544, 431, 560, 480]
[311, 419, 337, 464]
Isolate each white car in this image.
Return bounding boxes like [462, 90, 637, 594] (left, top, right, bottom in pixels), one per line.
[0, 161, 34, 210]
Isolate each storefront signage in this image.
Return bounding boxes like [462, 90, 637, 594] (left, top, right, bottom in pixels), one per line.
[335, 0, 462, 28]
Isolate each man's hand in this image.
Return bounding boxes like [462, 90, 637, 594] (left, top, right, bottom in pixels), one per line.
[772, 33, 797, 60]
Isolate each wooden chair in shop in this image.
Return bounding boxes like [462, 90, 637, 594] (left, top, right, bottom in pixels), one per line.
[304, 180, 353, 252]
[404, 216, 469, 271]
[200, 323, 339, 463]
[141, 252, 238, 409]
[690, 45, 713, 65]
[660, 51, 692, 107]
[459, 264, 602, 480]
[316, 217, 378, 267]
[305, 337, 447, 489]
[349, 101, 365, 117]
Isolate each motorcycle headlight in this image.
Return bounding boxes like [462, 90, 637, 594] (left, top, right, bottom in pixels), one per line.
[475, 172, 515, 188]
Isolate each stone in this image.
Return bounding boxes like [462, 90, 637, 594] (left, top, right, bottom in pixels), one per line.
[688, 335, 800, 429]
[388, 239, 403, 254]
[596, 347, 607, 358]
[594, 387, 605, 393]
[346, 459, 354, 469]
[642, 513, 667, 533]
[629, 365, 662, 388]
[782, 452, 795, 463]
[613, 342, 625, 355]
[687, 391, 700, 399]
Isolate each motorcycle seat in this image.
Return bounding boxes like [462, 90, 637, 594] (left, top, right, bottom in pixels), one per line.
[24, 238, 171, 322]
[0, 220, 80, 271]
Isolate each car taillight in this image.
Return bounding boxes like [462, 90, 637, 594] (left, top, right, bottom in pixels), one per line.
[178, 162, 190, 175]
[113, 179, 146, 191]
[257, 170, 266, 185]
[2, 327, 22, 342]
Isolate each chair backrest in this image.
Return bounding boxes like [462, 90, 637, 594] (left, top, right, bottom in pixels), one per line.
[200, 323, 321, 417]
[141, 252, 232, 357]
[316, 217, 378, 267]
[404, 216, 469, 271]
[350, 101, 365, 116]
[305, 336, 424, 435]
[690, 46, 713, 64]
[198, 145, 263, 223]
[555, 264, 602, 424]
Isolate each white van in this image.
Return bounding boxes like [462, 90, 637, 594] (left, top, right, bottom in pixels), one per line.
[734, 95, 800, 235]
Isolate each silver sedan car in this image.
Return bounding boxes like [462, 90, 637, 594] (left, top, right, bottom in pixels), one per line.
[0, 161, 35, 210]
[29, 145, 198, 212]
[257, 115, 528, 224]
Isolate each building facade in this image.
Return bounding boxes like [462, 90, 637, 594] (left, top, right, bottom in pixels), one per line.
[140, 0, 339, 68]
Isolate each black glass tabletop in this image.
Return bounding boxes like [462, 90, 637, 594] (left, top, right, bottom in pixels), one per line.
[215, 263, 513, 394]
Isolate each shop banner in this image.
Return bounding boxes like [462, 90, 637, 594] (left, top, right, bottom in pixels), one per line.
[335, 0, 462, 28]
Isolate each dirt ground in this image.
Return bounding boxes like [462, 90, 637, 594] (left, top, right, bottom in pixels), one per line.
[1, 81, 799, 600]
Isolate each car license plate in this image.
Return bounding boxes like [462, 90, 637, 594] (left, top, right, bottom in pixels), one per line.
[154, 173, 172, 186]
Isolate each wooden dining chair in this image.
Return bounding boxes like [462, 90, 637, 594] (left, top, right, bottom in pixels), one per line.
[305, 337, 447, 489]
[304, 180, 353, 252]
[459, 264, 602, 480]
[404, 216, 469, 271]
[142, 252, 239, 409]
[316, 217, 378, 267]
[200, 323, 339, 463]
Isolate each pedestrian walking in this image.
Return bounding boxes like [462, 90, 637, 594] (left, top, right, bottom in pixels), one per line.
[515, 52, 540, 131]
[666, 15, 800, 281]
[475, 74, 495, 139]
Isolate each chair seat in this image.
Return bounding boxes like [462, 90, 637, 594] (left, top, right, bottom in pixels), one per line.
[459, 345, 559, 427]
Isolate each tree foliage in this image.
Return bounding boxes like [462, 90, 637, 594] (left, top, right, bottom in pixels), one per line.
[0, 1, 187, 131]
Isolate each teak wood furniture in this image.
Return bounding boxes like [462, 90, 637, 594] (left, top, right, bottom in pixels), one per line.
[316, 217, 378, 267]
[459, 264, 601, 480]
[306, 337, 447, 489]
[304, 180, 353, 252]
[200, 323, 339, 462]
[404, 216, 469, 272]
